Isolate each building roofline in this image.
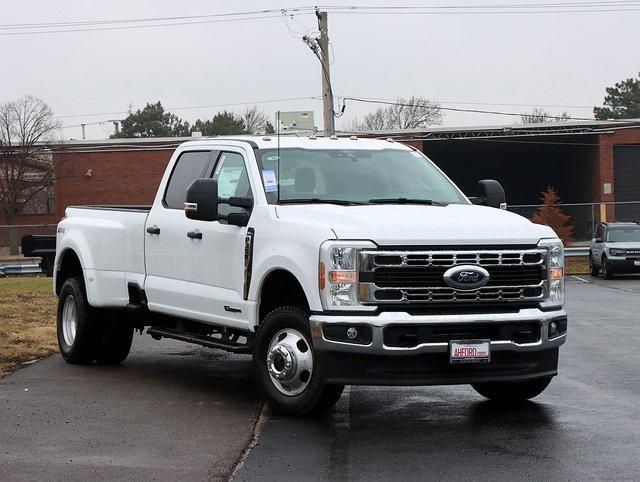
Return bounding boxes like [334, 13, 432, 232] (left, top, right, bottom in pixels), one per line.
[341, 119, 640, 140]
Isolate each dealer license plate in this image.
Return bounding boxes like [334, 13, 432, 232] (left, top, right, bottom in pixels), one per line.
[450, 340, 491, 364]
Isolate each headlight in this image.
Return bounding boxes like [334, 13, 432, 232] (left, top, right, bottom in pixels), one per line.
[319, 240, 377, 311]
[609, 248, 624, 257]
[538, 238, 564, 309]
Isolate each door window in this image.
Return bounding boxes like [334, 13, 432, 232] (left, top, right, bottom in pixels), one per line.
[213, 152, 253, 219]
[164, 151, 216, 209]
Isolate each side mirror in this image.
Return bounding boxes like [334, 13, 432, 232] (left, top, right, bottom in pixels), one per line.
[185, 178, 218, 221]
[471, 179, 506, 209]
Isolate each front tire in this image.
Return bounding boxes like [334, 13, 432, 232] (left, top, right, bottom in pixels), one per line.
[254, 306, 344, 416]
[602, 256, 614, 279]
[472, 377, 552, 403]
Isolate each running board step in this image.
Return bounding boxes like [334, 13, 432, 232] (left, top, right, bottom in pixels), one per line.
[146, 326, 252, 354]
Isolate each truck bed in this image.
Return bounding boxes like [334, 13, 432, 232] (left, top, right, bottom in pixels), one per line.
[62, 206, 151, 307]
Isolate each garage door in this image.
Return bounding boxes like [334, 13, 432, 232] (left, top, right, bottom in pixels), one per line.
[614, 145, 640, 221]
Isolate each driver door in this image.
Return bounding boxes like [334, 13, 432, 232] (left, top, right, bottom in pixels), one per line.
[146, 148, 254, 331]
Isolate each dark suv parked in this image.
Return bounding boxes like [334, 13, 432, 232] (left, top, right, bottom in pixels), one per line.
[590, 222, 640, 278]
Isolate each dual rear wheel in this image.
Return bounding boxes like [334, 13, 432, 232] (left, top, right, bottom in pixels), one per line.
[57, 277, 133, 365]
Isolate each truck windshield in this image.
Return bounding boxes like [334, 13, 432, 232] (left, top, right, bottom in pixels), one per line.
[607, 227, 640, 242]
[255, 148, 467, 205]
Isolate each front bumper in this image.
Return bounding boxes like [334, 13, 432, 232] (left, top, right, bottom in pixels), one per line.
[606, 256, 640, 272]
[310, 308, 566, 385]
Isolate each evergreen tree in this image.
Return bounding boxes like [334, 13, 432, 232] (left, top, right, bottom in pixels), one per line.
[111, 102, 190, 138]
[191, 111, 247, 136]
[594, 72, 640, 120]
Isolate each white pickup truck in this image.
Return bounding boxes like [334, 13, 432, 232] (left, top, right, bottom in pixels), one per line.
[54, 136, 567, 415]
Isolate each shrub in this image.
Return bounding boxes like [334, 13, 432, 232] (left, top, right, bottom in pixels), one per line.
[531, 187, 574, 244]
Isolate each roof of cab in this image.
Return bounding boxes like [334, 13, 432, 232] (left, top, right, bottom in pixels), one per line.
[178, 135, 413, 151]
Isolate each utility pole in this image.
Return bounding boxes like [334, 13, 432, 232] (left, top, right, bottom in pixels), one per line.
[303, 10, 335, 136]
[316, 10, 335, 136]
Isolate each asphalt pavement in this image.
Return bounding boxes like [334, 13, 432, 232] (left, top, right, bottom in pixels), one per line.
[235, 277, 640, 480]
[0, 338, 260, 480]
[2, 277, 640, 481]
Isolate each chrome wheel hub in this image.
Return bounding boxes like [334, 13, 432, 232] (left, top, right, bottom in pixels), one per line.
[266, 328, 313, 396]
[62, 295, 78, 347]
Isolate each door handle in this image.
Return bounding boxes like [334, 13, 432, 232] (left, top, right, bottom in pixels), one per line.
[146, 225, 160, 235]
[187, 230, 202, 240]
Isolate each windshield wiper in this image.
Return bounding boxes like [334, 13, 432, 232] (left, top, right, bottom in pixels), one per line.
[367, 198, 446, 206]
[279, 198, 367, 206]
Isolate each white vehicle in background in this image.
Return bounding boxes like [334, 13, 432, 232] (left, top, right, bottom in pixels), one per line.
[53, 136, 566, 415]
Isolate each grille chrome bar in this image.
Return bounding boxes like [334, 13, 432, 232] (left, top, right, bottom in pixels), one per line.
[360, 249, 546, 271]
[359, 249, 547, 305]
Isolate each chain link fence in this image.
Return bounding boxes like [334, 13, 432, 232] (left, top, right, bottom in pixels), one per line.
[508, 201, 640, 245]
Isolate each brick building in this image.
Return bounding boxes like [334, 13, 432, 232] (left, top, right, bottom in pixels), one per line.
[10, 119, 640, 226]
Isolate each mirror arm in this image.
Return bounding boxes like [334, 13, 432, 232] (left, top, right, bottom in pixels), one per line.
[468, 196, 485, 206]
[217, 197, 253, 209]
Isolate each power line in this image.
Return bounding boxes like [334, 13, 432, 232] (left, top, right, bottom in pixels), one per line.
[0, 11, 315, 36]
[59, 95, 323, 129]
[57, 96, 318, 119]
[340, 94, 596, 110]
[2, 2, 639, 36]
[328, 8, 640, 15]
[320, 1, 640, 11]
[342, 96, 612, 121]
[0, 7, 316, 29]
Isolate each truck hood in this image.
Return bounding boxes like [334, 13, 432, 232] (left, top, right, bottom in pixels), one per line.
[606, 242, 640, 249]
[276, 203, 557, 246]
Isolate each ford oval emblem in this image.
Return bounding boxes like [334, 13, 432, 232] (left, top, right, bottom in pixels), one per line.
[443, 265, 490, 290]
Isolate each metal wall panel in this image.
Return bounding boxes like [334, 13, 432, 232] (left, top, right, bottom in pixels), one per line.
[614, 145, 640, 220]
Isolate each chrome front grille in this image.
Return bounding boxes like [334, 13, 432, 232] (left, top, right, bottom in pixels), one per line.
[358, 248, 547, 305]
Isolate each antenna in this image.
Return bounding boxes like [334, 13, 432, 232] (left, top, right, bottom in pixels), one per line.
[276, 110, 281, 204]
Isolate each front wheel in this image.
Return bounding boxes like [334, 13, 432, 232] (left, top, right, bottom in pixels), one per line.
[472, 377, 552, 403]
[254, 306, 344, 416]
[601, 256, 614, 279]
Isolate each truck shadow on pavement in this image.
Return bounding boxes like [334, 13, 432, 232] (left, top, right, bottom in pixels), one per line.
[236, 386, 570, 480]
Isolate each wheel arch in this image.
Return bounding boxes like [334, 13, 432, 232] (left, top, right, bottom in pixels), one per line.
[55, 248, 84, 296]
[257, 268, 310, 325]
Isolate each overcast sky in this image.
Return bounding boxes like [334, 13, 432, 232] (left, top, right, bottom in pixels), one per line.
[2, 0, 638, 140]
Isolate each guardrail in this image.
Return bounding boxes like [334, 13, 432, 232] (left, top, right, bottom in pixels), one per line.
[0, 261, 43, 276]
[565, 247, 589, 257]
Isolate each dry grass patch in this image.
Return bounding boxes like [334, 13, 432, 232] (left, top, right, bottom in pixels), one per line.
[566, 256, 589, 276]
[0, 277, 57, 376]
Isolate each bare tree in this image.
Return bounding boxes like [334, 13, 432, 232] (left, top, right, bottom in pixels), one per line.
[521, 108, 570, 124]
[0, 95, 59, 254]
[347, 96, 443, 131]
[241, 105, 271, 134]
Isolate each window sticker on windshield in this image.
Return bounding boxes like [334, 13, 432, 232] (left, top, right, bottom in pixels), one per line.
[262, 169, 278, 192]
[266, 155, 279, 161]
